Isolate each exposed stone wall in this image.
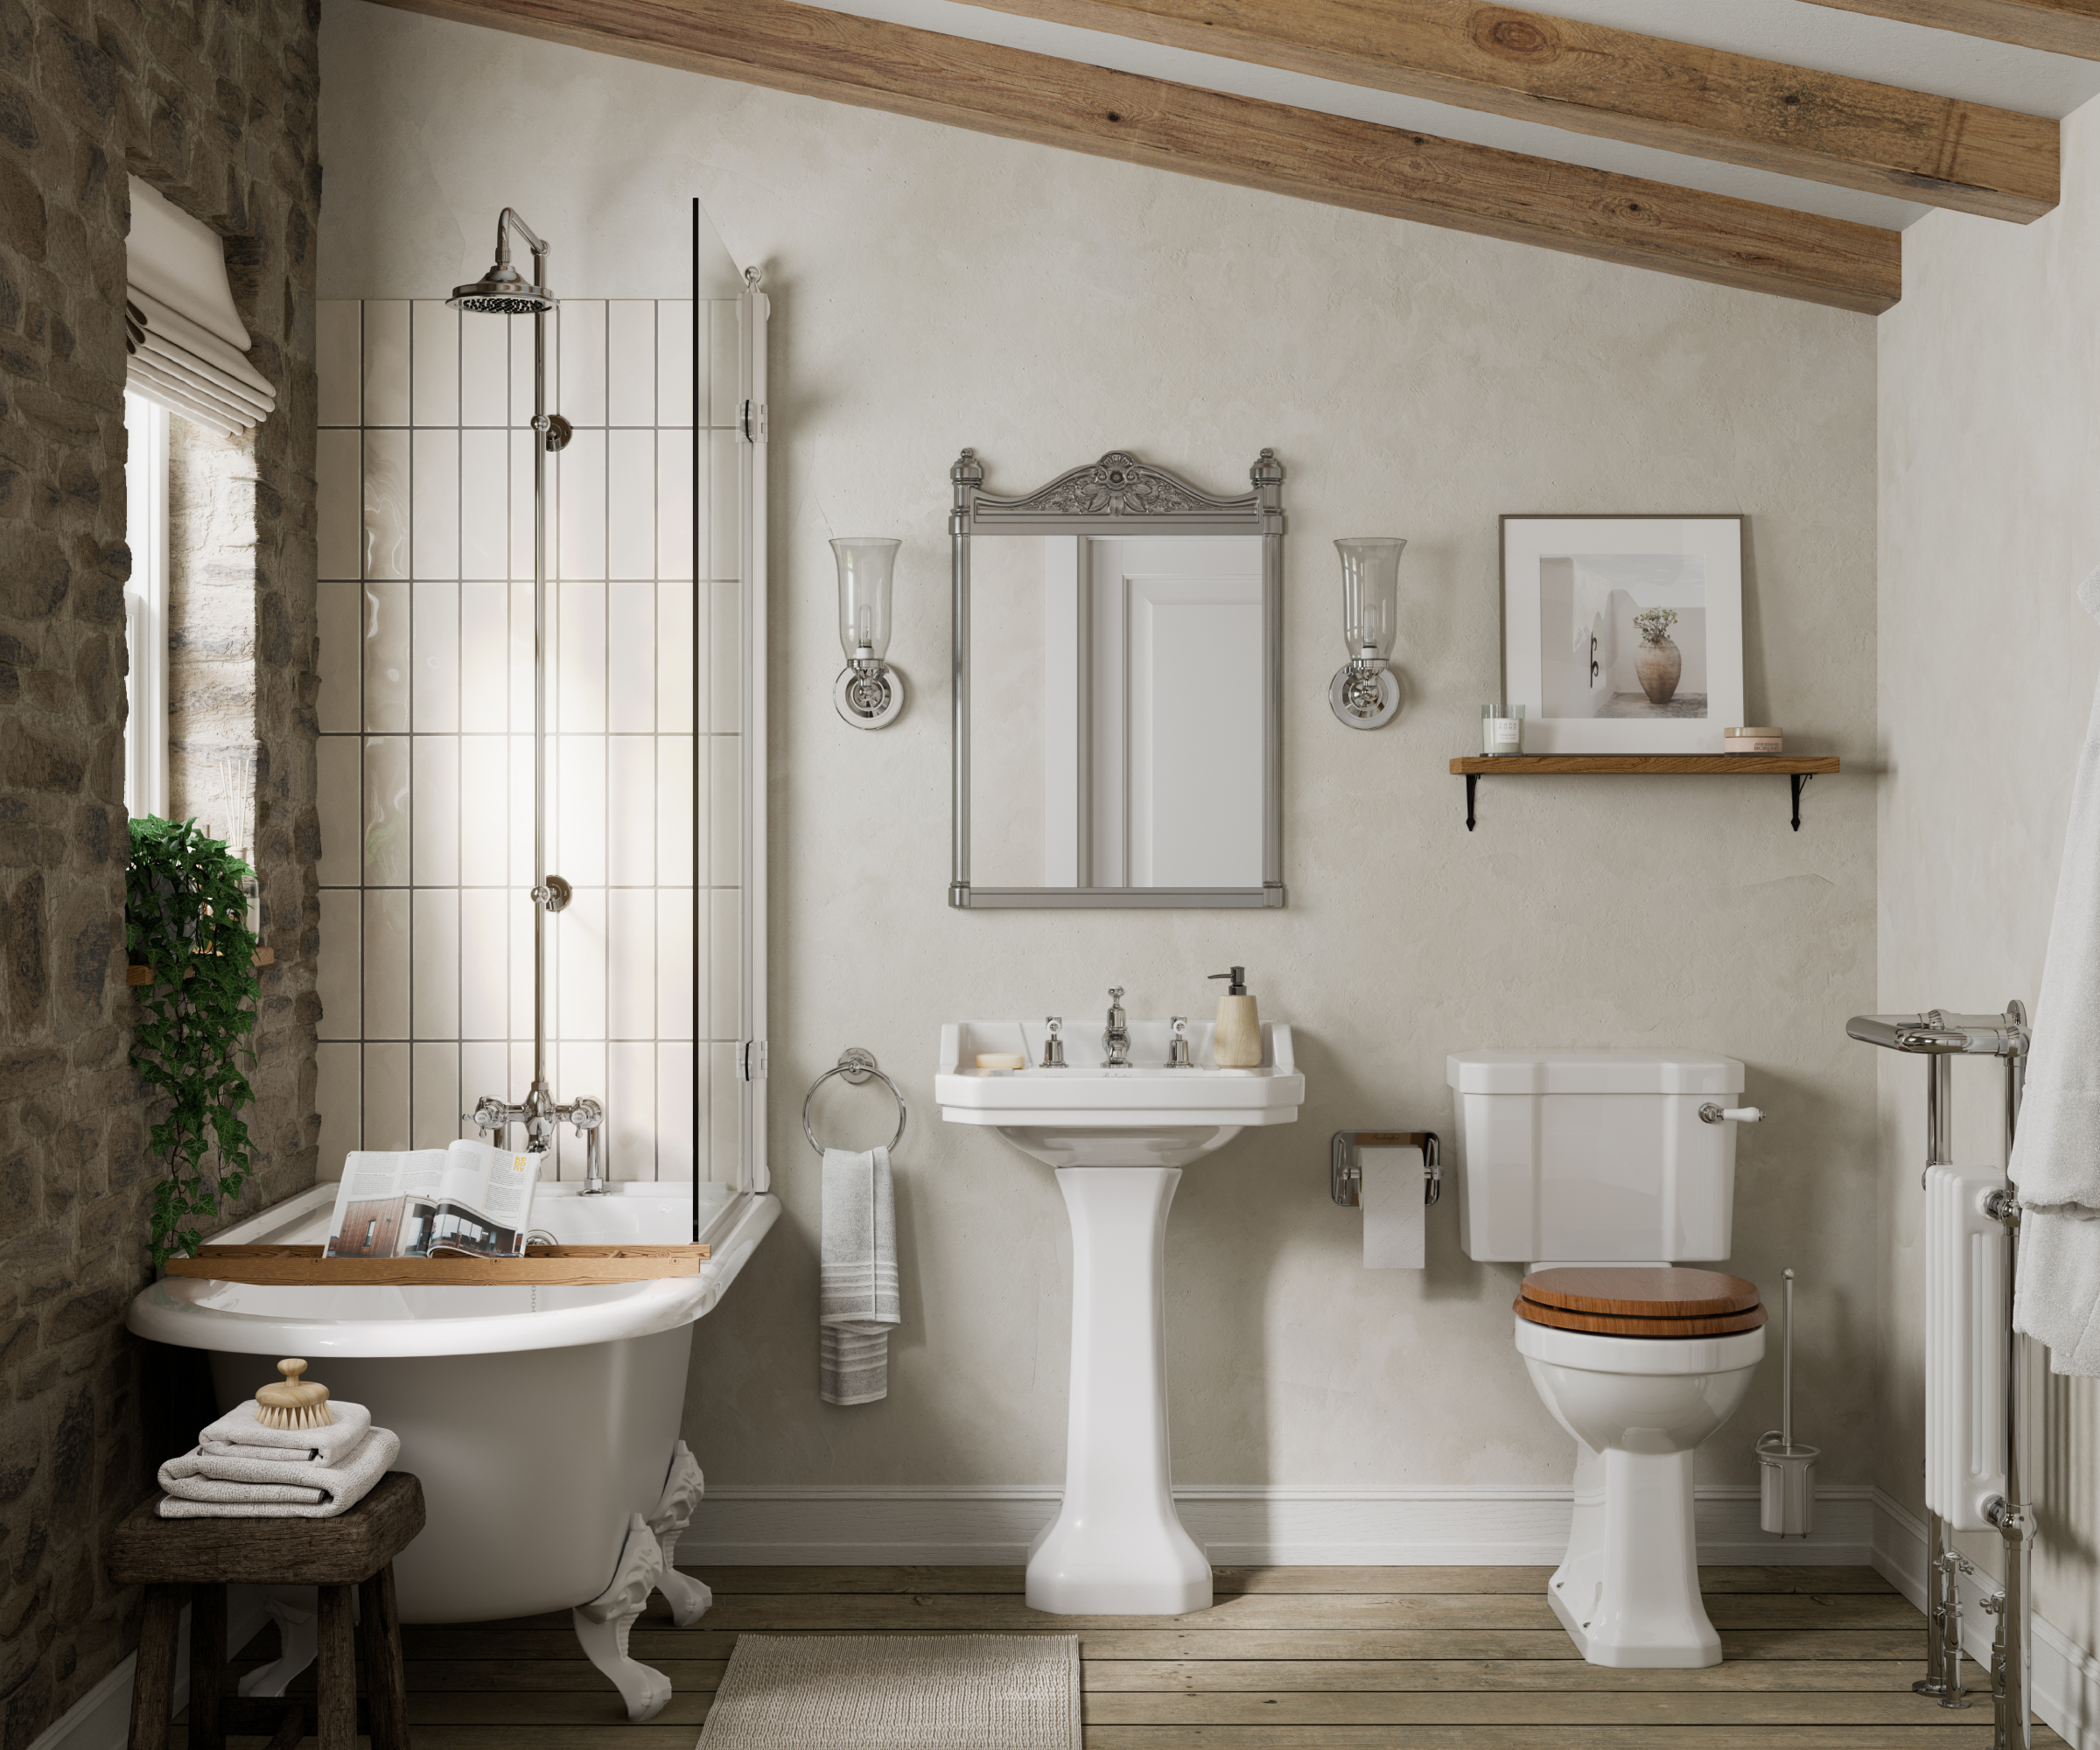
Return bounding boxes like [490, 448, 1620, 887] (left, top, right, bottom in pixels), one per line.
[0, 0, 320, 1740]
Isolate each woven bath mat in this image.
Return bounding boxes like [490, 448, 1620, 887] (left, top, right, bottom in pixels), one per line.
[696, 1633, 1081, 1749]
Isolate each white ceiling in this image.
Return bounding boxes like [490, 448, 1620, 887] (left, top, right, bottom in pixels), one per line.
[813, 0, 2100, 232]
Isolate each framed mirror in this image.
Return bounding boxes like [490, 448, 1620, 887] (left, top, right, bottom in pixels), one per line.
[948, 448, 1285, 909]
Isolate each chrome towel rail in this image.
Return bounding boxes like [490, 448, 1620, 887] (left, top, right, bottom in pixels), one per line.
[803, 1047, 907, 1157]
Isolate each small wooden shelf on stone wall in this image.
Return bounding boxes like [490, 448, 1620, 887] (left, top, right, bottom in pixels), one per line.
[1449, 755, 1841, 832]
[162, 1242, 710, 1285]
[127, 947, 276, 984]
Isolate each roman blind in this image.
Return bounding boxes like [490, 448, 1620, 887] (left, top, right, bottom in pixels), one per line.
[123, 177, 276, 438]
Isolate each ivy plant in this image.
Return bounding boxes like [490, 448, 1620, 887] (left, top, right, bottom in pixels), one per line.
[126, 816, 260, 1266]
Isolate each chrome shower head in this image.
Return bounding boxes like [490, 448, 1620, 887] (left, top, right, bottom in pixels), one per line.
[447, 208, 556, 314]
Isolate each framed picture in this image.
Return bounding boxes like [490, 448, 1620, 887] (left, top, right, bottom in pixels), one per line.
[1499, 515, 1746, 754]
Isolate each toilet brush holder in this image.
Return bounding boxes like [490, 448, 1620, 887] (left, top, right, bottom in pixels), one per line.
[1757, 1267, 1817, 1536]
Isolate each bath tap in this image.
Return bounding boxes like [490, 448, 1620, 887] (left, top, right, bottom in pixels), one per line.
[1103, 988, 1131, 1067]
[468, 1090, 609, 1193]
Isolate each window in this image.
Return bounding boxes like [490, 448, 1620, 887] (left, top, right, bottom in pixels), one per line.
[123, 389, 170, 820]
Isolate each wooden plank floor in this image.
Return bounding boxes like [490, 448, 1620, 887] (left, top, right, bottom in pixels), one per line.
[181, 1564, 2065, 1747]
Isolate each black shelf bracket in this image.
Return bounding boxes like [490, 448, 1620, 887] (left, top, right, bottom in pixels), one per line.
[1790, 772, 1812, 832]
[1465, 773, 1479, 832]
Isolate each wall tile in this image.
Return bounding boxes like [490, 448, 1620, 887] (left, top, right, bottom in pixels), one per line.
[658, 1046, 697, 1181]
[508, 888, 533, 1042]
[318, 1044, 361, 1172]
[557, 886, 606, 1040]
[460, 311, 508, 426]
[657, 735, 695, 888]
[411, 736, 459, 887]
[708, 732, 740, 889]
[607, 583, 655, 735]
[460, 1041, 510, 1142]
[318, 301, 361, 426]
[557, 428, 607, 582]
[411, 1041, 463, 1149]
[508, 578, 535, 733]
[317, 737, 361, 887]
[316, 888, 360, 1040]
[608, 889, 654, 1040]
[609, 1043, 655, 1178]
[560, 298, 607, 426]
[458, 583, 508, 732]
[706, 428, 738, 583]
[658, 301, 693, 430]
[708, 1043, 740, 1183]
[662, 887, 697, 1042]
[608, 301, 655, 424]
[413, 581, 460, 732]
[460, 430, 508, 579]
[317, 580, 360, 735]
[606, 733, 654, 885]
[364, 888, 411, 1039]
[410, 429, 460, 579]
[551, 1041, 607, 1180]
[556, 734, 607, 886]
[460, 887, 509, 1039]
[363, 735, 411, 886]
[411, 300, 460, 425]
[318, 429, 361, 581]
[412, 887, 460, 1041]
[511, 314, 556, 432]
[458, 736, 508, 886]
[508, 430, 535, 583]
[658, 428, 694, 582]
[556, 580, 606, 735]
[363, 1043, 410, 1152]
[363, 301, 410, 425]
[608, 430, 655, 580]
[706, 886, 738, 1040]
[363, 429, 411, 580]
[362, 579, 410, 732]
[659, 581, 696, 736]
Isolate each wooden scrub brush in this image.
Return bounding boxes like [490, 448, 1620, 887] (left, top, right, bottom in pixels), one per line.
[255, 1358, 333, 1429]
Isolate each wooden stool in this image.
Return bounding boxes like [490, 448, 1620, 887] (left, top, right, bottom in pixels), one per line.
[108, 1471, 425, 1750]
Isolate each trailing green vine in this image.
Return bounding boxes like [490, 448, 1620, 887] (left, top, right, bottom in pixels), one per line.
[126, 817, 260, 1266]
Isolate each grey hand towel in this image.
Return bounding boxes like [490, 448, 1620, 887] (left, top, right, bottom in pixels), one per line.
[158, 1427, 401, 1516]
[199, 1398, 374, 1464]
[820, 1145, 900, 1405]
[2010, 568, 2100, 1371]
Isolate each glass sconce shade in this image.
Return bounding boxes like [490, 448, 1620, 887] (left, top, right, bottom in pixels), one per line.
[833, 538, 900, 662]
[1336, 537, 1404, 661]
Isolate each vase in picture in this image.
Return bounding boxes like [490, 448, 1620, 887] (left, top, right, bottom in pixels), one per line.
[1632, 606, 1682, 706]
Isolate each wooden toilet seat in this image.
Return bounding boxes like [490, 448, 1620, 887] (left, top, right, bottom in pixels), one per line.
[1516, 1267, 1767, 1339]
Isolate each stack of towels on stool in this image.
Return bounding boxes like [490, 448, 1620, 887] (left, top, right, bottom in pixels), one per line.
[157, 1400, 400, 1519]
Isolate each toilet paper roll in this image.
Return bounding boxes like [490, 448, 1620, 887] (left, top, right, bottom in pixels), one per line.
[1362, 1144, 1425, 1270]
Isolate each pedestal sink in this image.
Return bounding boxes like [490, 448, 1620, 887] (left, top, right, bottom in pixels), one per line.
[935, 1019, 1305, 1614]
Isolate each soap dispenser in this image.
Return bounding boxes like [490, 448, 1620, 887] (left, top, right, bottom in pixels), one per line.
[1208, 967, 1263, 1069]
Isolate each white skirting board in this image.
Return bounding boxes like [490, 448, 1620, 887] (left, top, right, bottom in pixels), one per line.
[25, 1588, 270, 1750]
[1871, 1488, 2100, 1750]
[682, 1482, 1879, 1568]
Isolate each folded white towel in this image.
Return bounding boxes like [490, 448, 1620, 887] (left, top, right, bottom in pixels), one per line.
[157, 1428, 399, 1517]
[199, 1399, 374, 1464]
[820, 1145, 900, 1406]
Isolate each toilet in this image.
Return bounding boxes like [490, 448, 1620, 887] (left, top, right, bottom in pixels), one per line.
[1446, 1049, 1767, 1670]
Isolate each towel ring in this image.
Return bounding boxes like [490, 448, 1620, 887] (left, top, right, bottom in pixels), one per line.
[803, 1047, 907, 1157]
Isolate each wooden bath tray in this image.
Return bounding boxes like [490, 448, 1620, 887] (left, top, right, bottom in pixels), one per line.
[164, 1243, 710, 1285]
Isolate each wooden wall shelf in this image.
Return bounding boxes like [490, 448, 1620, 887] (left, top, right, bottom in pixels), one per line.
[1448, 755, 1840, 832]
[163, 1242, 710, 1286]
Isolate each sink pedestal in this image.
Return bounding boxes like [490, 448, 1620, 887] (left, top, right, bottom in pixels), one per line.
[1026, 1166, 1210, 1616]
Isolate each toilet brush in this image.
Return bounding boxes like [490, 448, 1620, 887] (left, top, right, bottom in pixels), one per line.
[1755, 1270, 1818, 1536]
[254, 1358, 334, 1430]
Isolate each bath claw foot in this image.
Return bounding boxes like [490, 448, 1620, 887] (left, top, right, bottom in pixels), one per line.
[237, 1586, 320, 1697]
[572, 1513, 674, 1722]
[648, 1440, 711, 1628]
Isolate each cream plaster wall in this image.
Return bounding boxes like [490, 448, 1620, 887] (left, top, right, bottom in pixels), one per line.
[321, 0, 1880, 1495]
[1878, 98, 2100, 1649]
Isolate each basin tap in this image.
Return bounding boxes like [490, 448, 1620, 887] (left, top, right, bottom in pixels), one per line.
[1168, 1017, 1193, 1068]
[1103, 988, 1131, 1067]
[1041, 1018, 1066, 1068]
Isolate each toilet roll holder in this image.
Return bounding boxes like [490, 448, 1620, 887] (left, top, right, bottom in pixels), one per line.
[1330, 1131, 1441, 1207]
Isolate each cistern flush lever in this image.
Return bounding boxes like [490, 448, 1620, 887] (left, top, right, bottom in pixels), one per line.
[1699, 1103, 1763, 1124]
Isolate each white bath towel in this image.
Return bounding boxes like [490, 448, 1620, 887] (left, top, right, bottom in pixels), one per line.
[198, 1398, 374, 1464]
[157, 1427, 400, 1517]
[2009, 566, 2100, 1372]
[820, 1146, 900, 1406]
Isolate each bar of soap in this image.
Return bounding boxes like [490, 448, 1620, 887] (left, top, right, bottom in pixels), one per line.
[976, 1054, 1026, 1070]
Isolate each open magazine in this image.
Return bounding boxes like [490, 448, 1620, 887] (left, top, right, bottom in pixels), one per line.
[324, 1138, 540, 1260]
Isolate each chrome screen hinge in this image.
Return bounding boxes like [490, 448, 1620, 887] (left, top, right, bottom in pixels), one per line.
[740, 1040, 768, 1082]
[739, 399, 767, 443]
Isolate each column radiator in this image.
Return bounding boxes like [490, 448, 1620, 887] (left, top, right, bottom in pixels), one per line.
[1924, 1166, 2008, 1533]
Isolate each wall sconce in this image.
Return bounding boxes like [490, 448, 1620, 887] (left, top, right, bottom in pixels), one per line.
[1328, 537, 1404, 729]
[832, 537, 904, 729]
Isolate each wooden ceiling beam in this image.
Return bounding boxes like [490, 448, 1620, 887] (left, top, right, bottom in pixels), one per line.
[371, 0, 1902, 313]
[1802, 0, 2100, 63]
[956, 0, 2058, 222]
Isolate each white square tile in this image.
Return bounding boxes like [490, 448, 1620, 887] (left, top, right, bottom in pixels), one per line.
[709, 733, 741, 889]
[661, 886, 697, 1042]
[658, 301, 693, 429]
[556, 428, 607, 582]
[607, 430, 655, 580]
[363, 429, 411, 580]
[461, 1041, 511, 1142]
[363, 301, 410, 425]
[706, 886, 738, 1040]
[607, 886, 654, 1040]
[609, 1043, 655, 1179]
[363, 1043, 410, 1152]
[316, 888, 360, 1040]
[659, 581, 696, 735]
[460, 430, 508, 579]
[317, 737, 360, 887]
[607, 583, 655, 734]
[317, 1042, 361, 1173]
[412, 581, 459, 732]
[511, 315, 555, 431]
[412, 1041, 463, 1149]
[364, 888, 411, 1038]
[411, 300, 460, 426]
[317, 580, 360, 735]
[559, 299, 606, 426]
[411, 736, 459, 886]
[458, 737, 508, 886]
[556, 735, 607, 886]
[460, 310, 508, 426]
[555, 581, 606, 735]
[658, 1045, 696, 1181]
[657, 735, 695, 888]
[458, 583, 508, 732]
[318, 301, 360, 426]
[708, 580, 740, 734]
[708, 300, 738, 429]
[412, 886, 460, 1040]
[317, 429, 360, 581]
[556, 886, 606, 1040]
[709, 1041, 741, 1183]
[707, 429, 739, 583]
[362, 579, 410, 732]
[607, 301, 655, 425]
[460, 887, 509, 1039]
[363, 735, 411, 886]
[410, 429, 459, 580]
[657, 429, 694, 582]
[606, 734, 654, 885]
[508, 430, 535, 583]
